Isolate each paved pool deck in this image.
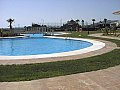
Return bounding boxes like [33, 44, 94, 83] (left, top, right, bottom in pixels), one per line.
[89, 33, 120, 40]
[0, 33, 120, 90]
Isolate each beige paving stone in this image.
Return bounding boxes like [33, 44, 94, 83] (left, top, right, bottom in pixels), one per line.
[29, 80, 46, 90]
[84, 68, 120, 89]
[106, 86, 120, 90]
[0, 82, 9, 90]
[106, 66, 120, 77]
[44, 75, 93, 90]
[115, 84, 120, 89]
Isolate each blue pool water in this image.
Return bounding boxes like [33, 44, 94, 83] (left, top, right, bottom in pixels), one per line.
[25, 34, 43, 37]
[0, 34, 93, 56]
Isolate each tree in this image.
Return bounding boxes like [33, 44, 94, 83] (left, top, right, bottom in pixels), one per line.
[92, 19, 95, 28]
[104, 18, 107, 27]
[99, 21, 103, 32]
[0, 29, 3, 37]
[81, 20, 84, 28]
[7, 18, 14, 29]
[75, 19, 80, 31]
[104, 18, 108, 35]
[75, 19, 80, 23]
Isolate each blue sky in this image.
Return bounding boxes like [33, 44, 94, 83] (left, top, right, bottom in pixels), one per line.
[0, 0, 120, 28]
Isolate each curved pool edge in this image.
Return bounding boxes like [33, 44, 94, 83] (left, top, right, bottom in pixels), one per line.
[0, 36, 105, 60]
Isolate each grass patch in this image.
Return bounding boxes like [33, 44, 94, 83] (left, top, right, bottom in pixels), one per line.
[0, 49, 120, 82]
[62, 31, 120, 47]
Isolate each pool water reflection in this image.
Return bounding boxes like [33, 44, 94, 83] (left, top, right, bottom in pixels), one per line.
[0, 35, 93, 56]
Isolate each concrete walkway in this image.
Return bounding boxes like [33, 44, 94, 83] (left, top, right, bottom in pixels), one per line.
[89, 33, 120, 40]
[0, 33, 120, 90]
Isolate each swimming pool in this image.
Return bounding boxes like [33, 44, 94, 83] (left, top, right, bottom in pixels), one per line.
[0, 35, 92, 56]
[0, 34, 105, 60]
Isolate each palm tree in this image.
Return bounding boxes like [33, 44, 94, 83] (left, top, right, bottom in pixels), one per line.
[75, 19, 80, 31]
[81, 20, 84, 28]
[104, 18, 107, 27]
[92, 19, 95, 28]
[104, 18, 108, 35]
[75, 19, 80, 23]
[99, 21, 103, 32]
[7, 18, 14, 29]
[0, 29, 3, 37]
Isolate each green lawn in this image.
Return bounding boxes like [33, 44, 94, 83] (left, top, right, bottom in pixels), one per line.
[62, 31, 100, 38]
[62, 31, 120, 47]
[0, 31, 120, 82]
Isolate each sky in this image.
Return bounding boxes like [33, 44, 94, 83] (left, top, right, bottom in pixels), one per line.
[0, 0, 120, 28]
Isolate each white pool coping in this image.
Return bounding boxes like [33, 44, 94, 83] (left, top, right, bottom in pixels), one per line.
[0, 36, 105, 60]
